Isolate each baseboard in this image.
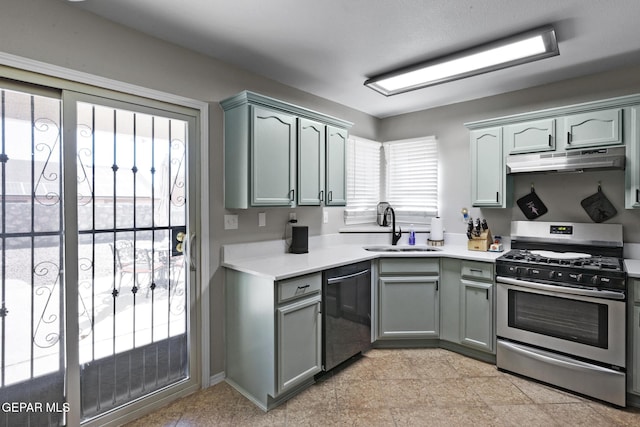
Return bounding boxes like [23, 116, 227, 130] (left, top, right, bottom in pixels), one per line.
[209, 371, 226, 386]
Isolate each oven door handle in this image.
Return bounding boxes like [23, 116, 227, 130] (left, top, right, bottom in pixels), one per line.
[499, 340, 623, 374]
[496, 276, 625, 300]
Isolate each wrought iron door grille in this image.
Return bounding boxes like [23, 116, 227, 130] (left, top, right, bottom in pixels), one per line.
[75, 102, 189, 418]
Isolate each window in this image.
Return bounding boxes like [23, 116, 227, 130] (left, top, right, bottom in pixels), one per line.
[345, 136, 381, 224]
[384, 137, 438, 223]
[345, 136, 438, 225]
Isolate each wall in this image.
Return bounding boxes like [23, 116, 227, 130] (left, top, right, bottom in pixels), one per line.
[379, 65, 640, 242]
[0, 0, 377, 380]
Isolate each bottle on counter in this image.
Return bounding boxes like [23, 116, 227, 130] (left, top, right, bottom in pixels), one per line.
[409, 224, 416, 245]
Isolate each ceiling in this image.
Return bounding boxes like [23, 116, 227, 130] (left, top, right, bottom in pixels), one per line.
[68, 0, 640, 118]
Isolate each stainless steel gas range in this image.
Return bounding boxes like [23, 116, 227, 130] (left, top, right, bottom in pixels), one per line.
[496, 221, 626, 407]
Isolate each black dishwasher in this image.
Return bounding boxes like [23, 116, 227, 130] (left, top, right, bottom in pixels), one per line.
[322, 261, 371, 372]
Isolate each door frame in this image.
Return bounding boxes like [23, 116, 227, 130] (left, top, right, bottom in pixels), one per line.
[0, 52, 210, 427]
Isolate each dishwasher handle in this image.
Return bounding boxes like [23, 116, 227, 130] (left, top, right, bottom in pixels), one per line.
[326, 269, 370, 284]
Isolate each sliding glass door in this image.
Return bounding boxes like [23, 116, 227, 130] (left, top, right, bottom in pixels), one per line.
[0, 83, 198, 426]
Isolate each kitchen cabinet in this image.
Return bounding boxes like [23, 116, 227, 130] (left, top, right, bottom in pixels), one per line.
[440, 259, 495, 354]
[625, 105, 640, 208]
[629, 279, 640, 398]
[470, 127, 511, 207]
[297, 122, 347, 206]
[563, 108, 622, 149]
[252, 106, 297, 206]
[225, 269, 322, 410]
[221, 91, 352, 209]
[504, 118, 555, 154]
[377, 258, 439, 339]
[298, 118, 325, 205]
[276, 292, 322, 393]
[325, 125, 347, 206]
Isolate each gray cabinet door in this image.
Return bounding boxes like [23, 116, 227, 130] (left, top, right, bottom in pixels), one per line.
[626, 106, 640, 208]
[460, 279, 494, 352]
[276, 295, 322, 394]
[505, 119, 555, 154]
[326, 126, 347, 206]
[379, 276, 439, 338]
[564, 108, 622, 149]
[298, 118, 325, 205]
[251, 106, 296, 206]
[439, 258, 462, 343]
[470, 127, 504, 207]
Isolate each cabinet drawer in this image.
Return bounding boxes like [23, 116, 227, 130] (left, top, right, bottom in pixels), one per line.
[461, 261, 494, 281]
[277, 273, 321, 303]
[379, 258, 439, 275]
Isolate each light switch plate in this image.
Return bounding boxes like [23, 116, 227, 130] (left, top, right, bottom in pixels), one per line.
[224, 214, 238, 230]
[258, 212, 266, 227]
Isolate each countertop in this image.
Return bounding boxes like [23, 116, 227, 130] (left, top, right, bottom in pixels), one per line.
[222, 233, 505, 281]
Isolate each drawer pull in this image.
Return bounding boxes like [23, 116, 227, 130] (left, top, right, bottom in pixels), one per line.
[296, 284, 310, 290]
[470, 268, 484, 274]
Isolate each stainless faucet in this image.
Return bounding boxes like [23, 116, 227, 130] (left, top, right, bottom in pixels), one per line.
[384, 206, 402, 245]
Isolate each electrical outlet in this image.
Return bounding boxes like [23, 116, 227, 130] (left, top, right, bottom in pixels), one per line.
[224, 214, 238, 230]
[323, 209, 329, 224]
[258, 212, 266, 227]
[289, 212, 297, 221]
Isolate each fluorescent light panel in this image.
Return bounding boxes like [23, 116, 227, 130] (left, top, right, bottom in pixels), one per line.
[365, 26, 559, 96]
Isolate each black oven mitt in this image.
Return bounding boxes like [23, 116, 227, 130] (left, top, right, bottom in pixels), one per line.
[517, 187, 548, 220]
[581, 184, 617, 223]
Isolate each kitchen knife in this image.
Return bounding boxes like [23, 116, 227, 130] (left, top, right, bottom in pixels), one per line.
[481, 219, 488, 231]
[474, 218, 481, 236]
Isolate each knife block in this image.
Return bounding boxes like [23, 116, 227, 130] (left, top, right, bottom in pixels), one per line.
[468, 229, 493, 251]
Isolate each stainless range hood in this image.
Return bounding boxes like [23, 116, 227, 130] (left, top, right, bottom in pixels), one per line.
[506, 146, 626, 174]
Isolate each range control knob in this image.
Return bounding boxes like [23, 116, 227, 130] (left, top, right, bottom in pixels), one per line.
[591, 275, 601, 285]
[575, 273, 583, 283]
[548, 270, 557, 280]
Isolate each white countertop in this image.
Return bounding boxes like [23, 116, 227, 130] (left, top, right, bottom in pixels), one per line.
[222, 233, 505, 281]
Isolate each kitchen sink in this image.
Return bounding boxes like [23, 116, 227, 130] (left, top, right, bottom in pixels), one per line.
[363, 245, 442, 252]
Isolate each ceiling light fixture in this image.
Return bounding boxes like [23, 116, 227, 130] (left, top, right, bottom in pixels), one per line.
[364, 25, 559, 96]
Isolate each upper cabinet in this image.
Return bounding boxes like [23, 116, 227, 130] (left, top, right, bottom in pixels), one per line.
[325, 126, 348, 206]
[466, 93, 640, 209]
[221, 91, 352, 209]
[252, 106, 297, 206]
[470, 127, 510, 207]
[504, 118, 555, 154]
[298, 118, 325, 206]
[563, 108, 622, 149]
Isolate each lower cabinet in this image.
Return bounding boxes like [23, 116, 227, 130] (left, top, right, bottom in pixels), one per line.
[276, 294, 322, 394]
[378, 258, 439, 339]
[629, 279, 640, 398]
[440, 258, 495, 354]
[225, 269, 322, 410]
[460, 279, 493, 352]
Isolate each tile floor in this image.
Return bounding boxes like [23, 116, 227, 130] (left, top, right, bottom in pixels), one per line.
[126, 348, 640, 426]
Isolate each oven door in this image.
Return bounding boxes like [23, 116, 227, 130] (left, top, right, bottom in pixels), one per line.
[496, 276, 625, 368]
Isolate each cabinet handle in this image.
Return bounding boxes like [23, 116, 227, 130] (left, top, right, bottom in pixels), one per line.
[289, 189, 295, 201]
[548, 134, 552, 146]
[567, 131, 572, 144]
[636, 189, 639, 204]
[328, 191, 333, 202]
[436, 280, 439, 291]
[470, 268, 483, 273]
[319, 190, 324, 202]
[486, 289, 489, 300]
[496, 192, 499, 203]
[296, 284, 310, 290]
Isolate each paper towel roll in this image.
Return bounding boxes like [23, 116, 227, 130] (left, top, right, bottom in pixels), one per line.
[430, 217, 444, 241]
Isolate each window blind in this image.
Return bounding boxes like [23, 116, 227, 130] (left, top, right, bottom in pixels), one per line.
[345, 136, 381, 224]
[383, 137, 438, 223]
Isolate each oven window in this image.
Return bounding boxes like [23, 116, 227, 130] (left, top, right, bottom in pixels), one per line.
[507, 289, 608, 348]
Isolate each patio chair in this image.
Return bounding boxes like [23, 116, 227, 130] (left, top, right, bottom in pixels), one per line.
[110, 240, 165, 296]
